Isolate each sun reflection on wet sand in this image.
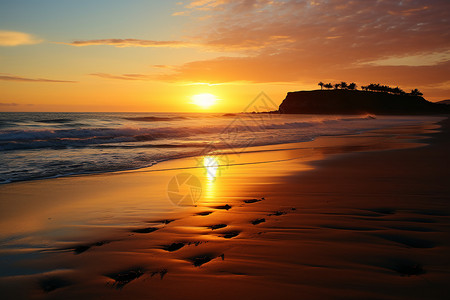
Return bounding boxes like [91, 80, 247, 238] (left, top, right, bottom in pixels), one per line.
[202, 156, 221, 200]
[203, 156, 220, 181]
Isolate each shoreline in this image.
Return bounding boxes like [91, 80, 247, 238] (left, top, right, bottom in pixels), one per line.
[0, 114, 444, 185]
[0, 116, 449, 299]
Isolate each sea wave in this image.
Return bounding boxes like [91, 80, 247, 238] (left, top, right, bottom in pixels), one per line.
[123, 116, 188, 122]
[34, 118, 74, 123]
[0, 115, 375, 151]
[0, 112, 439, 184]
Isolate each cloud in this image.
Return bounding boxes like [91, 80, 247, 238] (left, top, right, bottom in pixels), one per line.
[62, 39, 194, 48]
[65, 1, 448, 99]
[0, 102, 34, 107]
[89, 73, 152, 80]
[362, 51, 450, 67]
[172, 11, 191, 16]
[0, 75, 77, 83]
[181, 0, 450, 56]
[0, 30, 42, 46]
[157, 0, 450, 86]
[388, 5, 430, 16]
[62, 36, 290, 51]
[152, 65, 175, 69]
[184, 0, 271, 11]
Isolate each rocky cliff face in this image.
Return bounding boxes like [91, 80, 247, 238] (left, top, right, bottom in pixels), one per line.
[278, 90, 449, 114]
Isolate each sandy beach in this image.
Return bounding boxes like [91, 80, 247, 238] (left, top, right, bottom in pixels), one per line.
[0, 116, 449, 300]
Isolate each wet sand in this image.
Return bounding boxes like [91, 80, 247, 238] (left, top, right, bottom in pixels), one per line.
[0, 117, 449, 299]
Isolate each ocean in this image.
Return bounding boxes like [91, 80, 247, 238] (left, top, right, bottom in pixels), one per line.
[0, 112, 441, 184]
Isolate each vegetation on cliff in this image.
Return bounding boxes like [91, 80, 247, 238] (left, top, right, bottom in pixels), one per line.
[317, 81, 423, 97]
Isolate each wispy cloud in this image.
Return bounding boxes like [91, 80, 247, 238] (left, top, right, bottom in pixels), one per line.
[172, 11, 191, 16]
[158, 0, 450, 87]
[59, 0, 448, 100]
[0, 75, 76, 83]
[0, 102, 34, 107]
[89, 73, 152, 80]
[0, 30, 42, 46]
[61, 39, 194, 48]
[152, 65, 176, 69]
[362, 51, 450, 67]
[0, 102, 19, 106]
[388, 5, 430, 16]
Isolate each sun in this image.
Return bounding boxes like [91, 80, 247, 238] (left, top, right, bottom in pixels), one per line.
[191, 93, 218, 109]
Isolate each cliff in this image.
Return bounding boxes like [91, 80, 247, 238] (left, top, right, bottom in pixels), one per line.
[278, 90, 449, 115]
[437, 99, 450, 105]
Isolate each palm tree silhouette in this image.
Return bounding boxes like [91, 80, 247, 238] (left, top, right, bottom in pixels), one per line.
[410, 89, 423, 96]
[318, 81, 425, 98]
[392, 87, 406, 95]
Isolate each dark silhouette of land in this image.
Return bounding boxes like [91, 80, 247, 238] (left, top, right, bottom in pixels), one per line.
[437, 99, 450, 105]
[279, 89, 449, 115]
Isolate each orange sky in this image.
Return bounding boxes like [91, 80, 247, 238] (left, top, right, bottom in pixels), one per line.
[1, 0, 449, 112]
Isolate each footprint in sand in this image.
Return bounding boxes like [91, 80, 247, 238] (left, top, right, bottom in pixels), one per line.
[187, 253, 225, 267]
[187, 241, 207, 246]
[221, 231, 240, 239]
[208, 224, 227, 230]
[268, 211, 287, 216]
[39, 276, 72, 293]
[149, 219, 176, 225]
[106, 267, 145, 289]
[267, 208, 296, 217]
[213, 204, 232, 210]
[251, 218, 266, 225]
[131, 227, 159, 234]
[61, 240, 112, 255]
[162, 242, 186, 252]
[195, 211, 214, 216]
[150, 269, 168, 279]
[244, 198, 262, 204]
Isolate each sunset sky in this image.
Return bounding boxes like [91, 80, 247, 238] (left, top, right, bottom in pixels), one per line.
[1, 0, 449, 112]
